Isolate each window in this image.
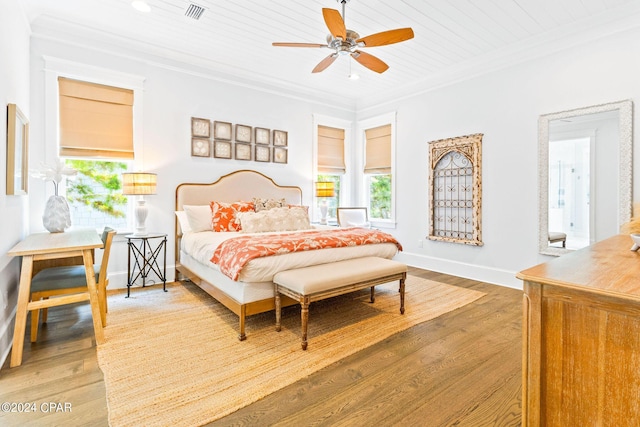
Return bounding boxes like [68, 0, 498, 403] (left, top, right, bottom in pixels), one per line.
[315, 120, 348, 223]
[363, 121, 394, 223]
[57, 77, 134, 230]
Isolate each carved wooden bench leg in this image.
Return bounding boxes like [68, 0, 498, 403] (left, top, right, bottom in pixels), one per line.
[275, 291, 282, 332]
[300, 297, 310, 350]
[370, 286, 375, 303]
[399, 273, 406, 314]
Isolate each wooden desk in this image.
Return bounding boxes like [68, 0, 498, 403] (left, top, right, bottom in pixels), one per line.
[517, 234, 640, 426]
[8, 229, 104, 367]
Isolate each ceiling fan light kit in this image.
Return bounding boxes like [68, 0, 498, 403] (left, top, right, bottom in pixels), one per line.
[272, 0, 414, 75]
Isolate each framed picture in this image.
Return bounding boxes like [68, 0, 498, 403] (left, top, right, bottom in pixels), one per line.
[191, 117, 210, 138]
[273, 147, 288, 164]
[273, 129, 288, 147]
[191, 138, 210, 157]
[235, 124, 252, 143]
[255, 127, 270, 145]
[255, 145, 270, 162]
[213, 121, 232, 140]
[213, 140, 232, 159]
[235, 143, 252, 161]
[6, 103, 29, 195]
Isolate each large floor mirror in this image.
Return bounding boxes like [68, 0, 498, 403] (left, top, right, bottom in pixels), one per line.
[539, 100, 633, 256]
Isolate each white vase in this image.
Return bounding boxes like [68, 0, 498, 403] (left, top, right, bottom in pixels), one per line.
[43, 195, 72, 233]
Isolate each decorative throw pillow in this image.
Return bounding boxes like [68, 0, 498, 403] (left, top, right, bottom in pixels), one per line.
[210, 201, 254, 232]
[238, 206, 311, 233]
[253, 197, 287, 212]
[182, 205, 213, 233]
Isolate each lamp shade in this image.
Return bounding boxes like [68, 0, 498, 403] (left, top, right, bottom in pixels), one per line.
[315, 181, 335, 198]
[122, 172, 157, 195]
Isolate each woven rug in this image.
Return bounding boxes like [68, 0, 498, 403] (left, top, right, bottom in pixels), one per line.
[97, 276, 485, 426]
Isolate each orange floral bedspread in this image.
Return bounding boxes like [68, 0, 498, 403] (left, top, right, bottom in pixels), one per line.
[211, 228, 403, 280]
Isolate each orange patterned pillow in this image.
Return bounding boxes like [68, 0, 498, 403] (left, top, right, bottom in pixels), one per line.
[210, 201, 254, 232]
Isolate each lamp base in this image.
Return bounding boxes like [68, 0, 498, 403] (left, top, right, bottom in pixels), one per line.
[320, 201, 328, 225]
[133, 199, 149, 236]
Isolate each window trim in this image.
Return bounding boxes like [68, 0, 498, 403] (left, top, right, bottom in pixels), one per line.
[312, 114, 352, 222]
[356, 112, 397, 228]
[44, 57, 146, 232]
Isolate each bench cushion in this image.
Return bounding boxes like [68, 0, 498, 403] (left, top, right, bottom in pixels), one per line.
[273, 256, 407, 295]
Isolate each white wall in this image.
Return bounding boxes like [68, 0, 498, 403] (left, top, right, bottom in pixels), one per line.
[24, 18, 640, 293]
[29, 36, 353, 289]
[0, 0, 31, 368]
[360, 26, 640, 288]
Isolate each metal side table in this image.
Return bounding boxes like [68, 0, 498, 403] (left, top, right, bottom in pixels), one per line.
[126, 233, 167, 297]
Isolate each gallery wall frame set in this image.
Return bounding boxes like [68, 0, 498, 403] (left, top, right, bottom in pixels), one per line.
[6, 103, 29, 195]
[189, 117, 288, 164]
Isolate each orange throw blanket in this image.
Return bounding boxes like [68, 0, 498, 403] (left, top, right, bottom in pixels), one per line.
[211, 228, 403, 280]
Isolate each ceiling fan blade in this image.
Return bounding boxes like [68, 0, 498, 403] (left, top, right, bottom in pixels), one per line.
[272, 42, 327, 48]
[351, 50, 389, 73]
[312, 54, 338, 73]
[322, 8, 346, 40]
[356, 28, 414, 47]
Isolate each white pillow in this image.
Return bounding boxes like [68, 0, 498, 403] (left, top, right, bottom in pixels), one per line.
[237, 207, 311, 233]
[182, 205, 212, 233]
[175, 211, 192, 234]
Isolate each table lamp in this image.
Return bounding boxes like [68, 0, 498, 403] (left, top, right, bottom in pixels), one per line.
[315, 181, 335, 225]
[122, 172, 157, 236]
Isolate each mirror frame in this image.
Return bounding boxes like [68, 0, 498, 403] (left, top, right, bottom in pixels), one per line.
[538, 99, 633, 256]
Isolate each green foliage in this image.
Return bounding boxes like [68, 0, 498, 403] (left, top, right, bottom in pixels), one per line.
[369, 174, 391, 219]
[65, 160, 128, 218]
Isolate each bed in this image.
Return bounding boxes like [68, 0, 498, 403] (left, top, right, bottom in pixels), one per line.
[175, 170, 401, 340]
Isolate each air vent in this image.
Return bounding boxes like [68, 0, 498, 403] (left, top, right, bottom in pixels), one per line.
[185, 3, 205, 20]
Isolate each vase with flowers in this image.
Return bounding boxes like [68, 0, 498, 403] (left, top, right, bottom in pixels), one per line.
[32, 159, 77, 233]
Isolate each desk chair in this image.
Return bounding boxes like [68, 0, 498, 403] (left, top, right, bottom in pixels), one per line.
[29, 227, 115, 342]
[337, 207, 370, 228]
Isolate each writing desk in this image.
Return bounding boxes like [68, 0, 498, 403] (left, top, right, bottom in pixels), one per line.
[8, 229, 104, 367]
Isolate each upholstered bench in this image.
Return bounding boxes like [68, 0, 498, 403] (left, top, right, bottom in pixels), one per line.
[273, 256, 407, 350]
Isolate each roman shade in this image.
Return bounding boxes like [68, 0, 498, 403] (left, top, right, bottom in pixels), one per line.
[58, 77, 134, 159]
[317, 125, 345, 174]
[364, 124, 392, 174]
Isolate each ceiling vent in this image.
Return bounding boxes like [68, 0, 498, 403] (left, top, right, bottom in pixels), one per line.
[185, 3, 205, 20]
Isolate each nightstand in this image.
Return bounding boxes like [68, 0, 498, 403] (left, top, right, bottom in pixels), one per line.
[125, 233, 167, 297]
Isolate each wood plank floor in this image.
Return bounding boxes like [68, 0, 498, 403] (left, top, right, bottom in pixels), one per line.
[0, 268, 523, 426]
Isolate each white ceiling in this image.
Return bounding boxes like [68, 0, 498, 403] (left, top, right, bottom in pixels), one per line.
[19, 0, 640, 110]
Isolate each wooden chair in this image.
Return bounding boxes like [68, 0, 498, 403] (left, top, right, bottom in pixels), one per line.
[337, 207, 370, 228]
[29, 227, 116, 342]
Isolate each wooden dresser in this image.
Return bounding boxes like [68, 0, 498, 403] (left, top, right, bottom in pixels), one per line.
[517, 235, 640, 426]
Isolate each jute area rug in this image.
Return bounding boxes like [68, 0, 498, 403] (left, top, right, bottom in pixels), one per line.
[97, 276, 485, 426]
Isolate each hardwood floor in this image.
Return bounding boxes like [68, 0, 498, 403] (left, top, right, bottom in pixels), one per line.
[0, 268, 523, 426]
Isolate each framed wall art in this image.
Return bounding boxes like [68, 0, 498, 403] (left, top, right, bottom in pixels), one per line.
[213, 140, 232, 159]
[235, 124, 252, 143]
[255, 127, 270, 145]
[255, 145, 270, 162]
[213, 121, 232, 140]
[6, 103, 29, 195]
[235, 143, 252, 161]
[191, 138, 210, 157]
[273, 129, 288, 146]
[273, 147, 288, 164]
[191, 117, 210, 138]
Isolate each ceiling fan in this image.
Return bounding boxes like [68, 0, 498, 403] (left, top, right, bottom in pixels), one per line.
[272, 0, 414, 74]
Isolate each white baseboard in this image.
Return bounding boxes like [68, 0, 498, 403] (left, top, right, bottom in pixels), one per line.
[395, 251, 523, 290]
[0, 306, 17, 371]
[108, 265, 178, 290]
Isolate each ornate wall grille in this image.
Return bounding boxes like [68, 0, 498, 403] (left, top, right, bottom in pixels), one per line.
[428, 134, 483, 246]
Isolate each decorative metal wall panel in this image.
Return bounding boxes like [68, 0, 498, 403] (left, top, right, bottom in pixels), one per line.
[428, 133, 483, 246]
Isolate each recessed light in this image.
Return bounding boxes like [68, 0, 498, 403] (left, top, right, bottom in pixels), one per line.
[131, 1, 151, 13]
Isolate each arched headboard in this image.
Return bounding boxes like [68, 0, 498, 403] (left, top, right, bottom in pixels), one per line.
[176, 170, 302, 210]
